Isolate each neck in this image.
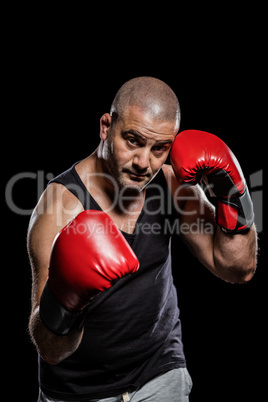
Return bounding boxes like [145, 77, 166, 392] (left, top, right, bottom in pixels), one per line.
[90, 148, 114, 194]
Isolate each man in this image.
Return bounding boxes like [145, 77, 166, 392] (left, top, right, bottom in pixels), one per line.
[28, 77, 257, 401]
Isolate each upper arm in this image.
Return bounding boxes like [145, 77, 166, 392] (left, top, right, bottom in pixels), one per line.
[178, 183, 217, 271]
[163, 164, 257, 282]
[163, 164, 217, 272]
[27, 183, 84, 310]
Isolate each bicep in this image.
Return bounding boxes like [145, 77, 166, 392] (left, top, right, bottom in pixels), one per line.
[27, 184, 82, 309]
[27, 209, 60, 309]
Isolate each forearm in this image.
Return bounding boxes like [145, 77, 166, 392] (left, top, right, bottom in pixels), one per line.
[29, 306, 84, 365]
[213, 224, 258, 283]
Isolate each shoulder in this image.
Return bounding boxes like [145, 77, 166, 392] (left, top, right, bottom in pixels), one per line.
[32, 182, 84, 227]
[27, 182, 84, 257]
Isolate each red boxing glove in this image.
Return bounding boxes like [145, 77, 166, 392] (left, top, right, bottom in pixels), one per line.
[40, 210, 139, 335]
[170, 130, 254, 233]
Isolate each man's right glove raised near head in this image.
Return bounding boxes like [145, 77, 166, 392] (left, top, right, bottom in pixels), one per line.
[170, 129, 254, 234]
[40, 210, 140, 336]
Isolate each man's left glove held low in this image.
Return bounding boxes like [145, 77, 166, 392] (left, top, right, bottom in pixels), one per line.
[40, 210, 140, 335]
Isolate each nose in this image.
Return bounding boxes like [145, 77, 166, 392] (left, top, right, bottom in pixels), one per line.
[133, 148, 150, 172]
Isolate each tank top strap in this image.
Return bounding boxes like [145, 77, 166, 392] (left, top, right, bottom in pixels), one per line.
[48, 162, 100, 211]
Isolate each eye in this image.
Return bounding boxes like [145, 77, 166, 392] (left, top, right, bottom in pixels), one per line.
[154, 145, 165, 152]
[128, 138, 138, 145]
[152, 145, 169, 155]
[127, 137, 140, 147]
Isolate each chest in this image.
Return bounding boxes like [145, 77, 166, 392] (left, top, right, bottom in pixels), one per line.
[108, 210, 142, 234]
[88, 187, 145, 234]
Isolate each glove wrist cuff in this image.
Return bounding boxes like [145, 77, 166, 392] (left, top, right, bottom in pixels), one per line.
[216, 185, 254, 234]
[40, 281, 87, 336]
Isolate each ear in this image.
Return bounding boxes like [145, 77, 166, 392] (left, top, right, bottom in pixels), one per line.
[100, 113, 112, 140]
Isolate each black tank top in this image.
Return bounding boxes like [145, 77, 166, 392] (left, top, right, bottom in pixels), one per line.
[39, 162, 186, 400]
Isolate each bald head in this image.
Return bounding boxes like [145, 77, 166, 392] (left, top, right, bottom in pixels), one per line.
[110, 77, 180, 131]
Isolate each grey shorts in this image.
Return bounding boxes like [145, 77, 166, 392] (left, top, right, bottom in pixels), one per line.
[38, 367, 193, 402]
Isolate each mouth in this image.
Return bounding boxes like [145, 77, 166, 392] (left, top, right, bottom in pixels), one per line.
[125, 170, 150, 182]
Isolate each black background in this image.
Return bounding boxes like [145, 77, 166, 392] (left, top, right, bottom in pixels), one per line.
[4, 8, 265, 401]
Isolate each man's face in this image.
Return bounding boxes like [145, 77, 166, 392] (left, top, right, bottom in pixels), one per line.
[101, 106, 177, 193]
